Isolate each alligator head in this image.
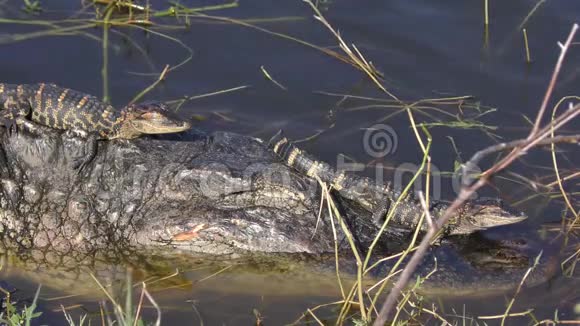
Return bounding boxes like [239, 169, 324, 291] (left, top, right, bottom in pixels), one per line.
[117, 102, 191, 139]
[437, 198, 527, 235]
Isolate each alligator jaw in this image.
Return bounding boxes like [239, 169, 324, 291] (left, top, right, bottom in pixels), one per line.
[473, 204, 527, 227]
[130, 119, 191, 134]
[123, 102, 192, 137]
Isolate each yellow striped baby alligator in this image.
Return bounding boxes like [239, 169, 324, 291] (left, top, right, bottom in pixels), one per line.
[268, 131, 527, 235]
[0, 83, 190, 169]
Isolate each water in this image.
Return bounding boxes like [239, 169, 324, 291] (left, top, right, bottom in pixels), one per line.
[0, 0, 578, 324]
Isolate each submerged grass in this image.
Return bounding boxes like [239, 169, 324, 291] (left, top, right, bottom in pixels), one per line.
[20, 0, 42, 15]
[0, 285, 42, 326]
[51, 271, 162, 326]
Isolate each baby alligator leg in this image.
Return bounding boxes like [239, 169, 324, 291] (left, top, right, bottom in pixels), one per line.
[64, 129, 99, 171]
[14, 118, 58, 137]
[1, 96, 31, 135]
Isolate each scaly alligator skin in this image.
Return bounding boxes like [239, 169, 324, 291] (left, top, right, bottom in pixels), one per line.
[0, 83, 191, 168]
[268, 131, 527, 235]
[0, 126, 337, 255]
[0, 121, 561, 303]
[0, 123, 525, 256]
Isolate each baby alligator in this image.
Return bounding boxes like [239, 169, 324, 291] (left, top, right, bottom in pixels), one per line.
[0, 83, 191, 169]
[268, 131, 527, 235]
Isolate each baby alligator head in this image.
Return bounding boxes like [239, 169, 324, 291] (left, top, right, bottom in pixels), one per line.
[117, 102, 191, 139]
[443, 198, 528, 235]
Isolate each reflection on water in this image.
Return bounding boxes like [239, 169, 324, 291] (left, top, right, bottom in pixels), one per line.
[1, 231, 577, 324]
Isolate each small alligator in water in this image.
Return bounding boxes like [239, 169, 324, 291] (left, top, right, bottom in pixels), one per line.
[0, 83, 191, 168]
[268, 131, 527, 235]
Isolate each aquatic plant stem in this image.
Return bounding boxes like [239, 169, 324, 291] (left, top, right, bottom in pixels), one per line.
[523, 29, 531, 63]
[500, 251, 542, 326]
[549, 98, 580, 229]
[484, 0, 489, 26]
[129, 64, 170, 105]
[101, 5, 114, 103]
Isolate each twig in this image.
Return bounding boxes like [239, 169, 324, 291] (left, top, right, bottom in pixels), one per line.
[290, 300, 346, 325]
[306, 308, 324, 326]
[500, 251, 543, 325]
[463, 132, 580, 187]
[477, 309, 534, 320]
[549, 100, 580, 229]
[477, 102, 580, 181]
[169, 85, 250, 111]
[260, 65, 287, 90]
[523, 28, 532, 63]
[530, 24, 577, 136]
[142, 284, 161, 326]
[133, 283, 146, 326]
[302, 0, 399, 101]
[129, 64, 170, 105]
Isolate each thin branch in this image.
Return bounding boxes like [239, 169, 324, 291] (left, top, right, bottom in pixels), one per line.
[463, 131, 580, 187]
[530, 24, 577, 136]
[142, 284, 161, 326]
[129, 64, 170, 105]
[500, 251, 543, 325]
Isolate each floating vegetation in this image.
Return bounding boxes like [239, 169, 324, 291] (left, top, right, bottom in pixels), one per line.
[21, 0, 42, 14]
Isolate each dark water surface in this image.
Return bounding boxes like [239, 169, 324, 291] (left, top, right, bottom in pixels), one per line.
[0, 0, 579, 324]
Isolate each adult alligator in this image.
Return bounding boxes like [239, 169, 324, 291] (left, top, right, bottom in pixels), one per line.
[0, 119, 525, 255]
[0, 89, 563, 311]
[0, 83, 528, 253]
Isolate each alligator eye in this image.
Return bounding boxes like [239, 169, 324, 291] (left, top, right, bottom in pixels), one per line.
[141, 112, 162, 120]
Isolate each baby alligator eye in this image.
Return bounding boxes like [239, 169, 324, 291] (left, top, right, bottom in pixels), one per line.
[141, 111, 162, 120]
